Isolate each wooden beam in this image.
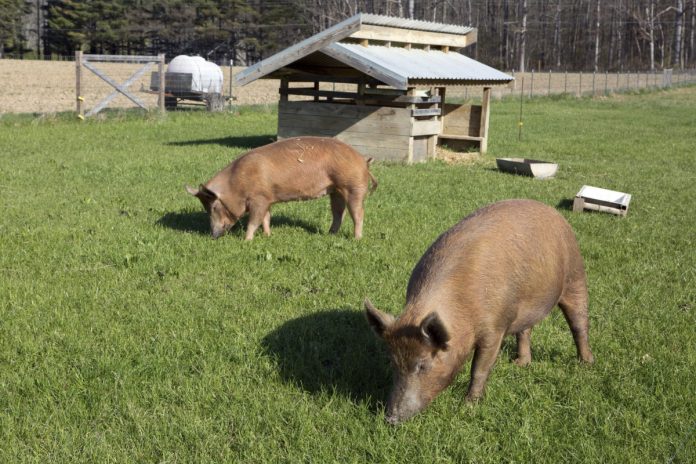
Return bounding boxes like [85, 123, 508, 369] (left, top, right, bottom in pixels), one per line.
[83, 54, 160, 63]
[235, 15, 363, 86]
[412, 108, 441, 117]
[479, 87, 491, 154]
[349, 24, 476, 49]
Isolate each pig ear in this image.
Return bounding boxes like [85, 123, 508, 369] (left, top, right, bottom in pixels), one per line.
[420, 313, 450, 350]
[364, 298, 394, 337]
[186, 185, 217, 200]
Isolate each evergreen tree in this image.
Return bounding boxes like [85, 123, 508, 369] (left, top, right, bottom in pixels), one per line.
[0, 0, 31, 56]
[44, 0, 91, 55]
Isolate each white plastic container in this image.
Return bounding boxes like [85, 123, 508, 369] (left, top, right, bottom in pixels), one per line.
[167, 55, 223, 94]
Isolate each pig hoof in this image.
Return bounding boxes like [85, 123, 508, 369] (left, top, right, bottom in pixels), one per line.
[513, 357, 531, 367]
[465, 392, 483, 403]
[385, 415, 401, 425]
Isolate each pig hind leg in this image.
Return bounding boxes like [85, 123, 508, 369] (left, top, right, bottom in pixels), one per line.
[466, 332, 505, 401]
[328, 192, 346, 234]
[514, 328, 532, 366]
[558, 277, 594, 364]
[346, 190, 366, 239]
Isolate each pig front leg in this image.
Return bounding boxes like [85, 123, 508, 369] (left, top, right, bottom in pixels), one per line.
[466, 332, 505, 401]
[262, 210, 271, 236]
[245, 200, 270, 241]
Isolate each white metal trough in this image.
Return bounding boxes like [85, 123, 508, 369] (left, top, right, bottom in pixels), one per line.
[573, 185, 632, 216]
[496, 158, 558, 179]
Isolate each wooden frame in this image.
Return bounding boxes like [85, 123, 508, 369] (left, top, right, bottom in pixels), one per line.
[75, 51, 165, 118]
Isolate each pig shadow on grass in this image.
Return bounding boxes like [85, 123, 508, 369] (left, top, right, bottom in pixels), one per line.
[261, 308, 392, 410]
[166, 134, 276, 150]
[157, 210, 322, 236]
[157, 210, 210, 235]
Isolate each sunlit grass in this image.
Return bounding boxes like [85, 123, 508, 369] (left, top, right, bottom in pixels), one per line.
[0, 87, 694, 463]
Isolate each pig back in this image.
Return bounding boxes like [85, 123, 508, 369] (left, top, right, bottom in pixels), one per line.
[220, 137, 369, 200]
[405, 200, 584, 329]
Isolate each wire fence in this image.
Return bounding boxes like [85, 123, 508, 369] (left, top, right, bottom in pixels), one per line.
[1, 56, 695, 115]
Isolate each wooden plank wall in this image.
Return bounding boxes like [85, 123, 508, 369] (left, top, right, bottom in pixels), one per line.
[442, 103, 481, 137]
[278, 100, 441, 161]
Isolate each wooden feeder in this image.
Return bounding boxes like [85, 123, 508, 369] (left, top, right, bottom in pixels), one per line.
[573, 185, 632, 216]
[496, 158, 558, 179]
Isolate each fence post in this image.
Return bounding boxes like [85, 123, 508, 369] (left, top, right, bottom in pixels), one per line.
[564, 70, 568, 94]
[605, 71, 608, 95]
[616, 72, 620, 91]
[548, 69, 552, 95]
[592, 71, 596, 95]
[579, 71, 583, 97]
[530, 70, 535, 97]
[157, 53, 165, 113]
[75, 50, 83, 119]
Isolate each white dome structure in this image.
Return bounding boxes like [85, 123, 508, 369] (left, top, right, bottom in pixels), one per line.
[167, 55, 223, 94]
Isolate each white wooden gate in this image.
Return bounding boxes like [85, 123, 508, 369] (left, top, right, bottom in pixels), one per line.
[75, 51, 165, 118]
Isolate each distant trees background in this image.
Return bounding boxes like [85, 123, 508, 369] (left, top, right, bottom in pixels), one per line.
[2, 0, 695, 71]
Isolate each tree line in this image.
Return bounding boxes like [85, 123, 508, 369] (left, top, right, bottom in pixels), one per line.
[1, 0, 694, 71]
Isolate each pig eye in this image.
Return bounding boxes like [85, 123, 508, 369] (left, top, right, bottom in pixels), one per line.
[414, 360, 431, 374]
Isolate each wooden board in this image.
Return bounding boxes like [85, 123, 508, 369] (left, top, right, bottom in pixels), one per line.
[442, 104, 481, 137]
[279, 101, 441, 136]
[349, 24, 475, 49]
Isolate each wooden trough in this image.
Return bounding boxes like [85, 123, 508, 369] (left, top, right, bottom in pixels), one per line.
[495, 157, 558, 179]
[573, 185, 632, 216]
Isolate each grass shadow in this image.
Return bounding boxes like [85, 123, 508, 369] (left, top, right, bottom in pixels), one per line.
[261, 308, 392, 410]
[270, 214, 323, 235]
[556, 198, 575, 211]
[166, 134, 276, 150]
[156, 210, 323, 237]
[499, 333, 567, 364]
[156, 210, 210, 235]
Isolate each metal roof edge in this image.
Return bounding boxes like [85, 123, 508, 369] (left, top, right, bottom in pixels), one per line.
[358, 13, 475, 35]
[322, 42, 409, 89]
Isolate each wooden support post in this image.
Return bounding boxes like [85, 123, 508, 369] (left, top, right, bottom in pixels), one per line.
[280, 79, 289, 102]
[158, 53, 165, 113]
[479, 87, 491, 154]
[314, 81, 320, 101]
[407, 87, 416, 163]
[75, 50, 83, 119]
[437, 86, 446, 144]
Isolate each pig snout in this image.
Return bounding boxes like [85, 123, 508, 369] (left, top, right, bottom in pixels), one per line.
[384, 376, 430, 425]
[211, 222, 235, 239]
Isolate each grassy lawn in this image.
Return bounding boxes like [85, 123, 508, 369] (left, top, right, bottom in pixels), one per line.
[1, 88, 694, 463]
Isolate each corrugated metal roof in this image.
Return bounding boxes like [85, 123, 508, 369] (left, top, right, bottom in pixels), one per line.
[359, 14, 475, 35]
[324, 43, 513, 89]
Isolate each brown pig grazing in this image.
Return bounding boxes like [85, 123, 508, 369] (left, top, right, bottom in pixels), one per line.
[365, 199, 594, 424]
[186, 137, 377, 240]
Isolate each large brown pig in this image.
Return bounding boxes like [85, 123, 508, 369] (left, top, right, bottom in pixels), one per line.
[365, 199, 594, 424]
[186, 137, 377, 240]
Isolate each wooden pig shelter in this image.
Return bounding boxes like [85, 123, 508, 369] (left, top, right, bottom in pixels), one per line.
[235, 14, 513, 162]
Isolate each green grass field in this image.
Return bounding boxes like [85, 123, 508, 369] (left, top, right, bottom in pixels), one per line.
[1, 87, 695, 463]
